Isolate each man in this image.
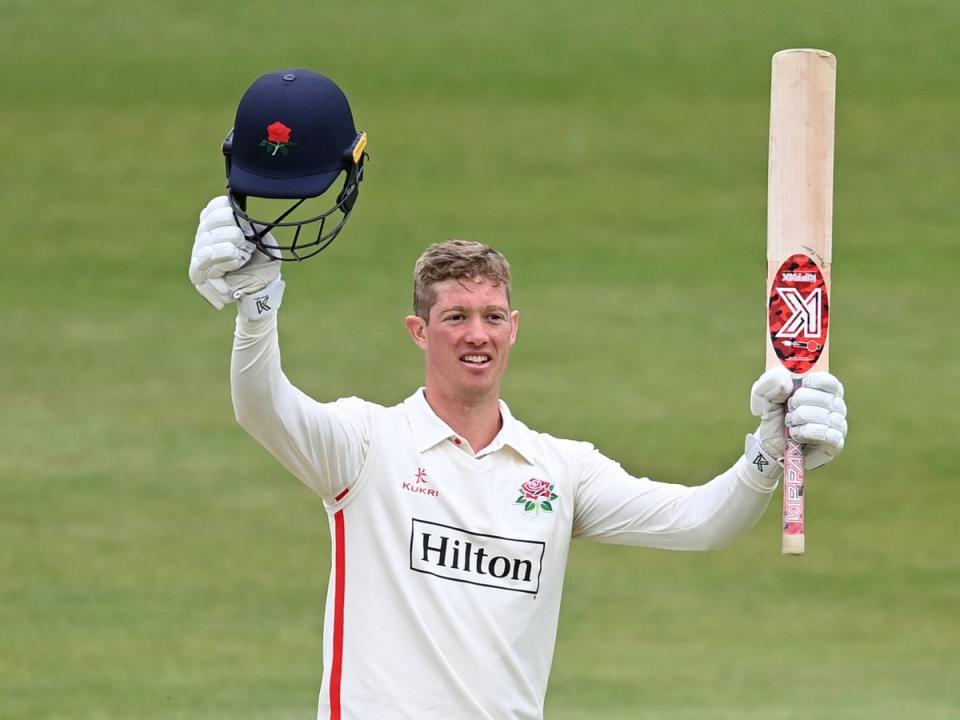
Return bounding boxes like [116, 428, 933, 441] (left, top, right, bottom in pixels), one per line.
[190, 70, 848, 720]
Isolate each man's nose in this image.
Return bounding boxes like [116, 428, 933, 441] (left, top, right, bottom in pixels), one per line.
[463, 316, 489, 344]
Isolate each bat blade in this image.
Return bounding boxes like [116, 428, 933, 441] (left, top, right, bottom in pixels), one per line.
[765, 49, 836, 556]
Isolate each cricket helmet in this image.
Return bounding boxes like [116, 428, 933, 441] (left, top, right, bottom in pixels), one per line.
[222, 68, 367, 260]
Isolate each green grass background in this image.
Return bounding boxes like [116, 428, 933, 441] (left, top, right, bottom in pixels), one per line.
[2, 1, 958, 718]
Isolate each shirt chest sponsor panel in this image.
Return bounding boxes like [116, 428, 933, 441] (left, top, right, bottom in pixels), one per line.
[410, 518, 546, 594]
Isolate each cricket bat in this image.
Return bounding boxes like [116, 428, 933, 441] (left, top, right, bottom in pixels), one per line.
[765, 49, 836, 555]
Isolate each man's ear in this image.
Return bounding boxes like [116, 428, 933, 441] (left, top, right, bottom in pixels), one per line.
[405, 315, 428, 349]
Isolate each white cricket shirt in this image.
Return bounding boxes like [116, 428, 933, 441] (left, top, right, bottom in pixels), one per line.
[231, 314, 780, 720]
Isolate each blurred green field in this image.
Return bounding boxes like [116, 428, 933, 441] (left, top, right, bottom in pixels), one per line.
[2, 1, 958, 718]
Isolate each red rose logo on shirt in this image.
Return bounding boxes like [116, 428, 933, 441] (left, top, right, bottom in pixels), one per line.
[516, 478, 558, 514]
[261, 121, 296, 156]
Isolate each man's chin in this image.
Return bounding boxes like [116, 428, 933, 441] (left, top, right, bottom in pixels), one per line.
[454, 375, 500, 402]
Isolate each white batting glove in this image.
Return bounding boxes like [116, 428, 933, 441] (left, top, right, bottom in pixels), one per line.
[188, 196, 282, 316]
[749, 366, 847, 470]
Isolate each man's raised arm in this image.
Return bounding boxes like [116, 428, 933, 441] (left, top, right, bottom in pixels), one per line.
[190, 195, 370, 502]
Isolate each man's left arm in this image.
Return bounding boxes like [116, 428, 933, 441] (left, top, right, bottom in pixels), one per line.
[572, 368, 847, 550]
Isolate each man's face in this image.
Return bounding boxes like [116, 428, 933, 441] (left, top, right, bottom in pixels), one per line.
[405, 277, 519, 404]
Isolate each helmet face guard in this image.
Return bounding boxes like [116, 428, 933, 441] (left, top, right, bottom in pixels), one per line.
[222, 69, 367, 262]
[223, 130, 367, 261]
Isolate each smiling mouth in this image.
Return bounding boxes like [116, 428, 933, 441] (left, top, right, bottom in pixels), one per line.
[460, 354, 491, 366]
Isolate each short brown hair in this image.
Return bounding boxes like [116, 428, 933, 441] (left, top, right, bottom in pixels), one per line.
[413, 240, 512, 320]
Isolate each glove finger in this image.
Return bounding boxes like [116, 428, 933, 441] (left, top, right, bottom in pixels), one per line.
[190, 242, 251, 281]
[207, 276, 235, 299]
[188, 253, 209, 285]
[785, 405, 830, 427]
[786, 407, 847, 436]
[790, 423, 845, 450]
[190, 243, 235, 277]
[833, 413, 848, 436]
[750, 366, 793, 416]
[208, 248, 252, 277]
[196, 228, 256, 258]
[195, 281, 227, 309]
[193, 225, 246, 253]
[833, 396, 847, 418]
[788, 386, 843, 413]
[199, 195, 231, 223]
[203, 206, 244, 233]
[197, 277, 237, 307]
[206, 224, 250, 249]
[754, 367, 794, 401]
[802, 371, 844, 398]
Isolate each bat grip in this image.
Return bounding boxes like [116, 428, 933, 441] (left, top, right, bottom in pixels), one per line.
[782, 428, 806, 555]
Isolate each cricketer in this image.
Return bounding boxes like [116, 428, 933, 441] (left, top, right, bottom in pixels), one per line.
[188, 69, 849, 720]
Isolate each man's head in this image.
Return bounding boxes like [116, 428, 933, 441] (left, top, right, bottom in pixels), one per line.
[405, 240, 519, 405]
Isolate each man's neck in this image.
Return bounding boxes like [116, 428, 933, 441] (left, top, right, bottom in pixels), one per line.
[422, 386, 502, 453]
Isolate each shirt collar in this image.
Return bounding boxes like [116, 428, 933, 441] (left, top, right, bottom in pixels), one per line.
[404, 388, 537, 465]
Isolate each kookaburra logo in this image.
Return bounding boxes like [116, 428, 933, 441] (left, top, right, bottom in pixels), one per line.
[255, 296, 272, 315]
[774, 287, 822, 338]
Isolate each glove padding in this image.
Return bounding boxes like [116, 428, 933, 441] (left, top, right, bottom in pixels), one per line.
[189, 196, 281, 309]
[750, 366, 847, 470]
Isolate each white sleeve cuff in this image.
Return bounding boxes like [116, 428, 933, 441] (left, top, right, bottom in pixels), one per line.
[237, 278, 285, 321]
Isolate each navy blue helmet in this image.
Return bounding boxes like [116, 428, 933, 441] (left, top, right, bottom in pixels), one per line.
[223, 69, 367, 260]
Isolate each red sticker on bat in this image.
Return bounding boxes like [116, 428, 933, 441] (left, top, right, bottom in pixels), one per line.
[769, 253, 829, 374]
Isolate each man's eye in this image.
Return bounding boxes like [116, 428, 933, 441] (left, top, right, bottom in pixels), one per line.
[488, 314, 505, 322]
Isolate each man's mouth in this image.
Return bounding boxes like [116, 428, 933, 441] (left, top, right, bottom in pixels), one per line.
[460, 354, 491, 366]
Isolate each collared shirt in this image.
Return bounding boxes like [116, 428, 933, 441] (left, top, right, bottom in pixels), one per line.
[231, 315, 780, 720]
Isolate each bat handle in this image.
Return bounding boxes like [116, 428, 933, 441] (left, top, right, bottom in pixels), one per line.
[782, 429, 806, 555]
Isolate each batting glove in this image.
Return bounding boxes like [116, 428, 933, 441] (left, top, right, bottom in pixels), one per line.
[189, 196, 282, 317]
[749, 366, 847, 470]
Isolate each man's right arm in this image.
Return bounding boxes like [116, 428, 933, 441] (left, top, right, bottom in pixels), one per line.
[190, 195, 370, 502]
[231, 313, 371, 502]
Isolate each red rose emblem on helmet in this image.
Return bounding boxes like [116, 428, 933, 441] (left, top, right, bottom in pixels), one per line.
[516, 478, 558, 514]
[261, 121, 296, 156]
